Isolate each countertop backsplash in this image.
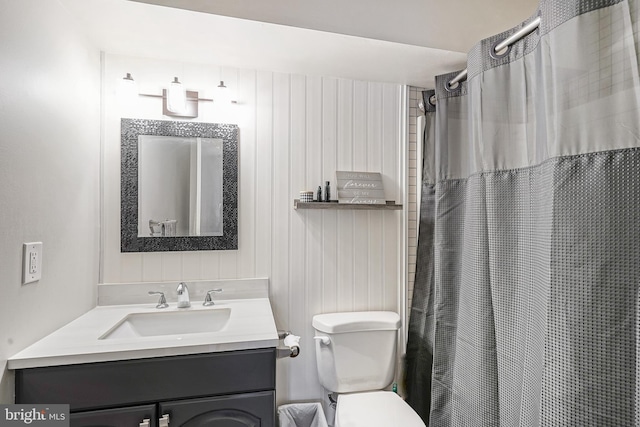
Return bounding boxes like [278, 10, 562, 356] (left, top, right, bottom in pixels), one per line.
[98, 278, 270, 306]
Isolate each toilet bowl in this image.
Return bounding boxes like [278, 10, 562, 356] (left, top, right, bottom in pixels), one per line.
[313, 311, 425, 427]
[336, 391, 424, 427]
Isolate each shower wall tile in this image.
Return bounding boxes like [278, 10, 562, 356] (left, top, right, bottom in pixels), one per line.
[406, 86, 425, 325]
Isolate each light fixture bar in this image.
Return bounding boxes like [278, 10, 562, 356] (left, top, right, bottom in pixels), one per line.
[139, 93, 213, 102]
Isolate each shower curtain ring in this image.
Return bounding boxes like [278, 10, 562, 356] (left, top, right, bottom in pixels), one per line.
[490, 39, 512, 60]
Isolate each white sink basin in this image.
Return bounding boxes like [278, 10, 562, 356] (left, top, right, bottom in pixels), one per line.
[99, 308, 231, 340]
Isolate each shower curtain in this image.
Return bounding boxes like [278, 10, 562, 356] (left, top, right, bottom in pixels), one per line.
[405, 1, 640, 426]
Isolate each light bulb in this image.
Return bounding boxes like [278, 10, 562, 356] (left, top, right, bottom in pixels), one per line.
[216, 80, 231, 105]
[167, 77, 186, 113]
[117, 72, 138, 104]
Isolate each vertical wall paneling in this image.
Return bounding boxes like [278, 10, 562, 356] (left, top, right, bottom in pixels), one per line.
[367, 84, 384, 309]
[237, 69, 258, 278]
[161, 254, 182, 281]
[352, 81, 369, 171]
[103, 54, 405, 405]
[181, 253, 201, 281]
[336, 79, 354, 169]
[301, 76, 325, 401]
[255, 70, 274, 279]
[304, 75, 324, 354]
[336, 80, 355, 312]
[288, 74, 309, 400]
[304, 74, 324, 325]
[271, 72, 291, 329]
[336, 79, 355, 311]
[383, 84, 402, 312]
[352, 82, 370, 311]
[271, 72, 294, 403]
[218, 251, 238, 279]
[321, 78, 338, 314]
[199, 252, 220, 280]
[304, 74, 324, 344]
[120, 253, 143, 283]
[141, 253, 163, 282]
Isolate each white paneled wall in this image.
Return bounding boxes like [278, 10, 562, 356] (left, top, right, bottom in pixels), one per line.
[103, 55, 406, 404]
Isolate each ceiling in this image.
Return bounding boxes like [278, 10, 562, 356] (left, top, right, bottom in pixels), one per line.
[60, 0, 539, 88]
[131, 0, 539, 54]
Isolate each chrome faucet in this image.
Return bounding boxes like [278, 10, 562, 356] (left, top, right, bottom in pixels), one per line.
[203, 289, 223, 306]
[176, 282, 190, 308]
[148, 291, 169, 309]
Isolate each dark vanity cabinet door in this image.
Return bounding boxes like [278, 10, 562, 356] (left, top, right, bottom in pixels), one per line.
[70, 404, 156, 427]
[15, 348, 276, 427]
[160, 391, 274, 427]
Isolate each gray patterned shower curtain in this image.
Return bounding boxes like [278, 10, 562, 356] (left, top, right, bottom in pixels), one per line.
[405, 1, 640, 426]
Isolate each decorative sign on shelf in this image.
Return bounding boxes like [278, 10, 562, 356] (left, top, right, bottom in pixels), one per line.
[336, 171, 386, 204]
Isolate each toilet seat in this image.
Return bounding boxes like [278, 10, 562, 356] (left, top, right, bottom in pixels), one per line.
[335, 391, 425, 427]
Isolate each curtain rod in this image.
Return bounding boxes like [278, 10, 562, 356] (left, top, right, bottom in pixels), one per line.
[446, 16, 542, 90]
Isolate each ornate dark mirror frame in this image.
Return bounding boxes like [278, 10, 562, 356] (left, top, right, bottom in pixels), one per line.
[121, 118, 238, 252]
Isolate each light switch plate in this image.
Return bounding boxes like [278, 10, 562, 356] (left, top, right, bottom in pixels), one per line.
[22, 242, 42, 285]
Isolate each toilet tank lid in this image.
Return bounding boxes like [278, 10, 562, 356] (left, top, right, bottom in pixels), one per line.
[312, 311, 400, 333]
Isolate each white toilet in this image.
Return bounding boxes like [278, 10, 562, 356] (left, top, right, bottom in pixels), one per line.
[313, 311, 425, 427]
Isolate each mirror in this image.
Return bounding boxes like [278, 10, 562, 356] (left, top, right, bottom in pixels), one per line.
[138, 136, 223, 238]
[121, 119, 238, 252]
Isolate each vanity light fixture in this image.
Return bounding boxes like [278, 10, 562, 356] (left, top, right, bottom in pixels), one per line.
[160, 76, 203, 118]
[118, 72, 138, 103]
[122, 72, 136, 91]
[136, 75, 225, 118]
[216, 80, 237, 104]
[216, 80, 230, 104]
[166, 76, 187, 113]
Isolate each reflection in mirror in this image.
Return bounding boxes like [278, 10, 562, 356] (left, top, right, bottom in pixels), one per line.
[121, 119, 238, 252]
[138, 136, 223, 238]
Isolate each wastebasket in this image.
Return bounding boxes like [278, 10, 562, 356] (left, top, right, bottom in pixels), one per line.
[277, 402, 329, 427]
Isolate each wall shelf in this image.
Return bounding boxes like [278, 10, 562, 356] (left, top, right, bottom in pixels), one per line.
[294, 199, 402, 210]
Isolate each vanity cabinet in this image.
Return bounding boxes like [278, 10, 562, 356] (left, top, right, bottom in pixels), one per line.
[68, 404, 156, 426]
[15, 348, 276, 427]
[160, 392, 273, 426]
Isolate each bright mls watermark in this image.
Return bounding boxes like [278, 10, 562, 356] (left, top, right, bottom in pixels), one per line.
[0, 405, 69, 426]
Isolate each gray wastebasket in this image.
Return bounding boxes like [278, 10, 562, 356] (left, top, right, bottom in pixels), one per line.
[278, 402, 329, 427]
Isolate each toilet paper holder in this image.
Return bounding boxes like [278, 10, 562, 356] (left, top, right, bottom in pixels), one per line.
[277, 330, 300, 358]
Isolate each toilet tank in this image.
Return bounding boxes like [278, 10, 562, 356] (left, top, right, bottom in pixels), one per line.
[313, 311, 401, 393]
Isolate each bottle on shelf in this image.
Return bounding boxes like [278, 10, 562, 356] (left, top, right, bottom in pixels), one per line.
[324, 181, 330, 202]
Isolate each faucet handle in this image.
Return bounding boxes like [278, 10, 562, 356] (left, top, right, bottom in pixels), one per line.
[148, 291, 169, 309]
[203, 289, 223, 306]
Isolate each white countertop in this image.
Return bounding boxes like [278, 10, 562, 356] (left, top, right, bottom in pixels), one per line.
[8, 297, 279, 370]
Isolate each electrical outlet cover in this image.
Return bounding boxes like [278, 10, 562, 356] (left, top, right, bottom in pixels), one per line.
[22, 242, 42, 285]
